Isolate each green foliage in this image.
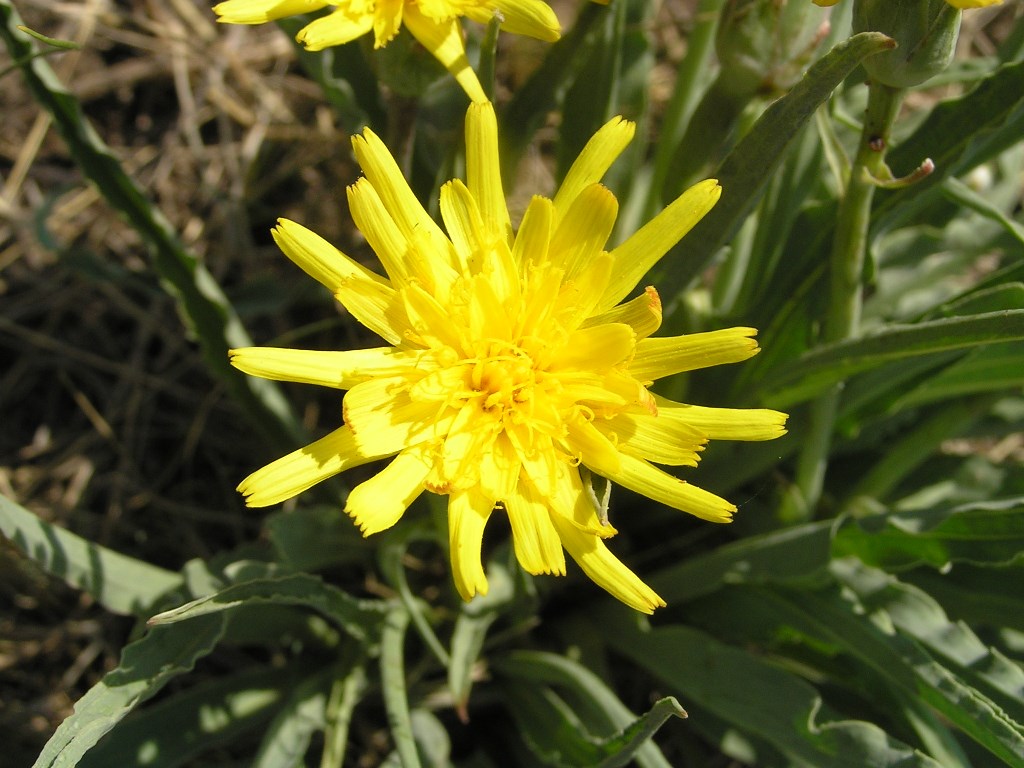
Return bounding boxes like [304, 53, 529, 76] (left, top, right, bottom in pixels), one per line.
[5, 0, 1024, 766]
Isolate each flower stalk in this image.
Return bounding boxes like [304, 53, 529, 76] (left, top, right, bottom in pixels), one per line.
[779, 81, 905, 523]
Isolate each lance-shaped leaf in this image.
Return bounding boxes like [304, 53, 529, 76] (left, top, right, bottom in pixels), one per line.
[756, 310, 1024, 408]
[1, 492, 182, 616]
[148, 573, 386, 643]
[834, 498, 1024, 572]
[604, 620, 945, 768]
[657, 31, 895, 294]
[79, 665, 292, 768]
[33, 615, 226, 768]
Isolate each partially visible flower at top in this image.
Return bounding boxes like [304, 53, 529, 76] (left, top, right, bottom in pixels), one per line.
[212, 0, 560, 103]
[230, 102, 787, 613]
[813, 0, 1002, 6]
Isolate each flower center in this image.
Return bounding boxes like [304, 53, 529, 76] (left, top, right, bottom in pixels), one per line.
[468, 343, 538, 414]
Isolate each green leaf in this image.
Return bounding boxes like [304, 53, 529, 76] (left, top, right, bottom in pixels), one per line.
[659, 31, 895, 294]
[321, 655, 367, 768]
[941, 177, 1024, 247]
[495, 651, 678, 768]
[893, 342, 1024, 409]
[79, 666, 291, 768]
[448, 556, 516, 715]
[33, 614, 226, 768]
[266, 506, 370, 573]
[841, 396, 992, 506]
[605, 621, 944, 768]
[834, 498, 1024, 571]
[148, 573, 386, 643]
[0, 492, 182, 615]
[904, 566, 1024, 634]
[751, 581, 1024, 765]
[835, 561, 1024, 734]
[0, 0, 303, 450]
[377, 521, 450, 670]
[757, 310, 1024, 408]
[252, 669, 331, 768]
[648, 520, 834, 604]
[380, 606, 420, 768]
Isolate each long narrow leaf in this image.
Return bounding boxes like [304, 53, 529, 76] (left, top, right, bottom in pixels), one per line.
[757, 310, 1024, 408]
[659, 31, 895, 294]
[148, 573, 386, 643]
[33, 615, 226, 768]
[605, 621, 944, 768]
[0, 492, 182, 615]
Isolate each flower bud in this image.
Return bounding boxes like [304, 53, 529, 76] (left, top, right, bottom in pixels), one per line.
[853, 0, 961, 88]
[716, 0, 829, 98]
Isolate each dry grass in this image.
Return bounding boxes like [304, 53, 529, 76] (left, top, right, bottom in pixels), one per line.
[0, 0, 365, 760]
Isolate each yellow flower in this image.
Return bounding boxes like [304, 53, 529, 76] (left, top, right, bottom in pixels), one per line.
[212, 0, 559, 103]
[231, 103, 787, 613]
[813, 0, 1001, 6]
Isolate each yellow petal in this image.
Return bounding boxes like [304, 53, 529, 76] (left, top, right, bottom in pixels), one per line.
[403, 6, 487, 104]
[465, 273, 513, 341]
[343, 377, 456, 455]
[630, 327, 759, 382]
[401, 282, 468, 350]
[372, 0, 403, 47]
[229, 346, 433, 389]
[541, 459, 617, 537]
[346, 179, 412, 287]
[439, 179, 487, 274]
[344, 447, 431, 535]
[604, 453, 735, 523]
[548, 323, 635, 371]
[512, 195, 553, 269]
[440, 400, 496, 491]
[460, 0, 560, 41]
[653, 394, 789, 441]
[271, 219, 403, 345]
[582, 286, 662, 340]
[504, 480, 566, 576]
[556, 251, 613, 331]
[448, 488, 495, 600]
[507, 427, 561, 497]
[552, 116, 634, 224]
[946, 0, 1001, 7]
[599, 179, 721, 312]
[595, 412, 705, 467]
[477, 433, 522, 502]
[549, 183, 618, 281]
[550, 514, 665, 614]
[238, 426, 381, 507]
[351, 126, 459, 274]
[466, 101, 511, 244]
[213, 0, 329, 24]
[565, 418, 622, 476]
[349, 178, 459, 298]
[296, 8, 374, 50]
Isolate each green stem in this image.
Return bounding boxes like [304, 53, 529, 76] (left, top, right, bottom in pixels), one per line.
[778, 82, 905, 524]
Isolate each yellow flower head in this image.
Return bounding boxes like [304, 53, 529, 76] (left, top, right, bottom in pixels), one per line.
[231, 103, 787, 613]
[212, 0, 560, 102]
